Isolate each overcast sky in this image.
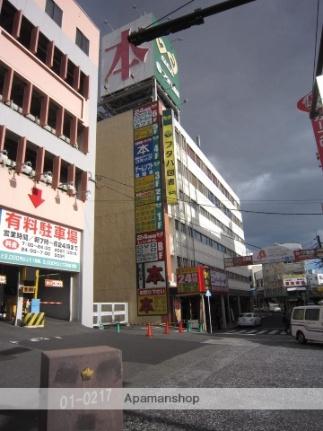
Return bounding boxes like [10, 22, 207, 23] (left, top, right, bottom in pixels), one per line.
[77, 0, 323, 251]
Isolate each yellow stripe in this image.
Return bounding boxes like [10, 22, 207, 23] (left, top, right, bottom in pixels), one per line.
[24, 312, 45, 326]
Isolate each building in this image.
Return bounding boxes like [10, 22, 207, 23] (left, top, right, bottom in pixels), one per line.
[0, 0, 99, 326]
[94, 15, 251, 329]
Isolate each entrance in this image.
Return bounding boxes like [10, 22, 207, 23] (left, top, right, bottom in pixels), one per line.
[0, 263, 74, 323]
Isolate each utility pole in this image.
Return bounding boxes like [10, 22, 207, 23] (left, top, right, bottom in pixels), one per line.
[128, 0, 257, 46]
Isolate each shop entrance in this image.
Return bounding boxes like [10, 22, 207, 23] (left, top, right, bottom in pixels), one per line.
[0, 263, 73, 323]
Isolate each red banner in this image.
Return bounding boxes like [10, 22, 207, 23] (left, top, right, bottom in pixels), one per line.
[311, 116, 323, 168]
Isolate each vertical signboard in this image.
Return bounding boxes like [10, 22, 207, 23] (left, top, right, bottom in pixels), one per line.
[162, 109, 177, 204]
[133, 102, 168, 316]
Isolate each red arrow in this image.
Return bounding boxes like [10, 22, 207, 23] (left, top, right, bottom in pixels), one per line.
[28, 187, 45, 208]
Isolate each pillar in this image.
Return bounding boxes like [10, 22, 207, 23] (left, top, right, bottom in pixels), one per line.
[40, 95, 49, 127]
[3, 68, 14, 103]
[55, 106, 64, 137]
[220, 295, 227, 329]
[70, 116, 78, 147]
[237, 295, 241, 315]
[60, 54, 68, 80]
[29, 27, 39, 54]
[35, 147, 45, 181]
[0, 125, 6, 152]
[12, 10, 22, 39]
[46, 41, 54, 68]
[15, 136, 27, 173]
[52, 156, 61, 190]
[22, 82, 33, 116]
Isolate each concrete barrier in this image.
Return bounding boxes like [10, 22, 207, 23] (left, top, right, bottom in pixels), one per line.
[40, 345, 123, 431]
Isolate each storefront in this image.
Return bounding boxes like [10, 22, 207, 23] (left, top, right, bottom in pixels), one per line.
[0, 207, 81, 323]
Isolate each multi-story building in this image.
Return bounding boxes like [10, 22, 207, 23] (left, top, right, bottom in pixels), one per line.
[0, 0, 99, 326]
[94, 16, 251, 329]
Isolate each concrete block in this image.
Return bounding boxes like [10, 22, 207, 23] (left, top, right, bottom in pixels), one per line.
[40, 345, 123, 431]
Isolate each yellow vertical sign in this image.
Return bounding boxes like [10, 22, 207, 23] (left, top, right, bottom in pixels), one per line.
[162, 109, 177, 204]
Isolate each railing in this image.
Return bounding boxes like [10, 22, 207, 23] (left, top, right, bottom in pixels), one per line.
[93, 302, 128, 328]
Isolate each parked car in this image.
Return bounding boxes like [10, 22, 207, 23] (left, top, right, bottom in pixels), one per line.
[269, 302, 281, 312]
[291, 305, 323, 344]
[238, 312, 262, 327]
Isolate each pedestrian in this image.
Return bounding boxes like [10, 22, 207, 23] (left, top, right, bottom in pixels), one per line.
[282, 309, 290, 333]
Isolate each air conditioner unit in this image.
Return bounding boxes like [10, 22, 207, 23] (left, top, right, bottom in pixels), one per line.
[41, 171, 53, 184]
[0, 150, 8, 165]
[22, 161, 34, 176]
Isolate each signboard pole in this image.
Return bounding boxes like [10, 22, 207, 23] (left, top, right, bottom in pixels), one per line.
[205, 290, 212, 334]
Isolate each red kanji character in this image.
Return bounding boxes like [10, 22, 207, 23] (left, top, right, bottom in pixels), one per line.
[139, 297, 154, 313]
[54, 226, 66, 240]
[105, 29, 148, 81]
[39, 222, 52, 238]
[66, 229, 78, 244]
[23, 217, 37, 234]
[146, 265, 165, 285]
[5, 212, 22, 230]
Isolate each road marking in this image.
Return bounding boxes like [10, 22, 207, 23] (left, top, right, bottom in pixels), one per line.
[257, 330, 267, 334]
[268, 330, 279, 335]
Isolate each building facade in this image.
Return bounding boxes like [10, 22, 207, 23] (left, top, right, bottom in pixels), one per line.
[0, 0, 99, 326]
[94, 16, 251, 328]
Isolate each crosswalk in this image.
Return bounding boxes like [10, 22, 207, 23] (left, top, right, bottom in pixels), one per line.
[219, 328, 288, 336]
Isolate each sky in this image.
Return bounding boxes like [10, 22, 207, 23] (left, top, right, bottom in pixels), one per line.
[77, 0, 323, 251]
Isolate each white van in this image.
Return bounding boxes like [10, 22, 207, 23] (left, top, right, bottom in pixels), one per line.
[291, 306, 323, 344]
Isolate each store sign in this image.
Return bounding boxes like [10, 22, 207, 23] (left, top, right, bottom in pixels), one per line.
[294, 249, 317, 262]
[134, 102, 168, 316]
[210, 269, 228, 292]
[137, 288, 168, 315]
[162, 109, 177, 204]
[224, 255, 253, 268]
[253, 245, 294, 264]
[100, 14, 180, 107]
[0, 208, 81, 272]
[176, 266, 206, 294]
[45, 279, 63, 288]
[136, 231, 164, 263]
[283, 274, 307, 287]
[0, 275, 6, 284]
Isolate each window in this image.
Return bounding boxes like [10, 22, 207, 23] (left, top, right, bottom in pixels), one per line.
[76, 28, 89, 55]
[293, 308, 304, 320]
[45, 0, 63, 27]
[305, 308, 320, 321]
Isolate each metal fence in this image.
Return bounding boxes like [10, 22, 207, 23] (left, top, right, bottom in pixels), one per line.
[93, 302, 128, 328]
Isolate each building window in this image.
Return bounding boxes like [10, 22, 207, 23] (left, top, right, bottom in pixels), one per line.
[76, 28, 89, 55]
[45, 0, 63, 27]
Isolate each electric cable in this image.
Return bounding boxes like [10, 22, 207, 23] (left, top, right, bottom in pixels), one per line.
[144, 0, 196, 29]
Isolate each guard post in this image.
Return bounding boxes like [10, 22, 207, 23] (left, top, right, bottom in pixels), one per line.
[40, 345, 123, 431]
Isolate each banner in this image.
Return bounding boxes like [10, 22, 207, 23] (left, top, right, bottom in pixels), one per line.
[224, 255, 253, 268]
[162, 109, 177, 204]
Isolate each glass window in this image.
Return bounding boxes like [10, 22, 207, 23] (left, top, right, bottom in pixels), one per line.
[305, 308, 320, 321]
[292, 308, 305, 320]
[45, 0, 62, 27]
[76, 28, 89, 56]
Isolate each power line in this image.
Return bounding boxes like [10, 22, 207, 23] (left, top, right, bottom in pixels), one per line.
[144, 0, 196, 30]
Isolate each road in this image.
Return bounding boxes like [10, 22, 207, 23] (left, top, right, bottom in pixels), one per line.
[0, 314, 322, 430]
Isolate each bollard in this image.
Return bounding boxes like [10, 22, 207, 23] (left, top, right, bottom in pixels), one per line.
[163, 321, 170, 335]
[187, 321, 192, 333]
[146, 322, 153, 337]
[178, 320, 184, 334]
[40, 346, 123, 431]
[198, 322, 203, 332]
[115, 322, 121, 333]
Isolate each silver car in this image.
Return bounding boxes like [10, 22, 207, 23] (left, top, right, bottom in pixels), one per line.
[238, 312, 262, 327]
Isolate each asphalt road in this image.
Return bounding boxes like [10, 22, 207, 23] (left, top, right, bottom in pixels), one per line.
[0, 314, 322, 430]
